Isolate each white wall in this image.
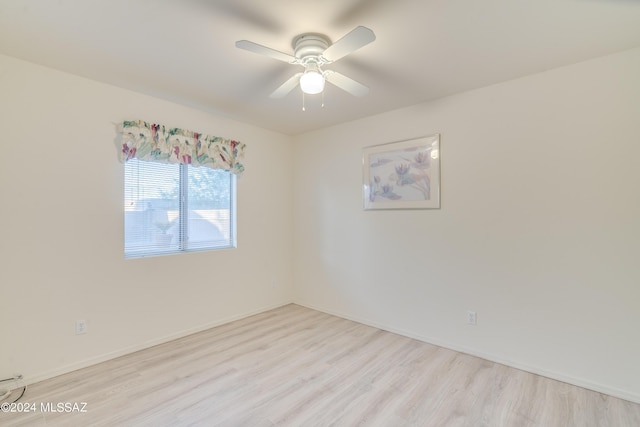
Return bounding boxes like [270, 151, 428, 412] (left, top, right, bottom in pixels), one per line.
[293, 48, 640, 402]
[0, 54, 294, 383]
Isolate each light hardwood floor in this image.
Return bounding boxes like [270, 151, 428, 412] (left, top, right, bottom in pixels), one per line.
[2, 304, 639, 426]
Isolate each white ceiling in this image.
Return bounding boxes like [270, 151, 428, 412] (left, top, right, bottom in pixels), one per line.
[1, 0, 640, 135]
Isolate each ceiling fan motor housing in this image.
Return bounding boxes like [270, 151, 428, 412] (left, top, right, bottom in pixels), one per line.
[293, 34, 330, 65]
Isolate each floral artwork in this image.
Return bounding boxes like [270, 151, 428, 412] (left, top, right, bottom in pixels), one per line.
[363, 135, 440, 210]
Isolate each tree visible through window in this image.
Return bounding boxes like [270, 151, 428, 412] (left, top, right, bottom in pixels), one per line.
[124, 159, 236, 258]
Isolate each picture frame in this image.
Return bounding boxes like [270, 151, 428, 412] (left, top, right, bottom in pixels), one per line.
[363, 134, 440, 210]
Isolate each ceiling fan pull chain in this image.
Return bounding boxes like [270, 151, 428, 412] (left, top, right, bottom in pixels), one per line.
[302, 92, 306, 112]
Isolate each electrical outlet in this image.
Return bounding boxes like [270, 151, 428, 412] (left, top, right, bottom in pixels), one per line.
[76, 320, 87, 335]
[467, 311, 477, 326]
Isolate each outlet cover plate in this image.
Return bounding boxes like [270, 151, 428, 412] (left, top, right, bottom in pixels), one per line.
[467, 311, 477, 326]
[76, 320, 87, 335]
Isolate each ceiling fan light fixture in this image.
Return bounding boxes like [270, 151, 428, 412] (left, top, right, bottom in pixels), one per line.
[300, 69, 325, 94]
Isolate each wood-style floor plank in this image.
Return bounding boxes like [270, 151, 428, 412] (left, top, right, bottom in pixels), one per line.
[1, 304, 639, 426]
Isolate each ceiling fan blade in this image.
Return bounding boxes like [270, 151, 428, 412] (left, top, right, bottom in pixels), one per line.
[270, 73, 303, 98]
[322, 26, 376, 62]
[325, 71, 369, 97]
[235, 40, 297, 63]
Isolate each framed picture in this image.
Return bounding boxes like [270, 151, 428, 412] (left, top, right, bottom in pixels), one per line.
[363, 134, 440, 210]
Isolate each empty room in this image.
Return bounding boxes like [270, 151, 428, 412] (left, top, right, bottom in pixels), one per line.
[1, 0, 639, 425]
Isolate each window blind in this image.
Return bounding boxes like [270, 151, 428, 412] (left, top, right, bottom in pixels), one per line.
[124, 159, 235, 258]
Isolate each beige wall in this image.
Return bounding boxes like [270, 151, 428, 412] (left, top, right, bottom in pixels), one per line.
[292, 48, 640, 402]
[0, 54, 294, 383]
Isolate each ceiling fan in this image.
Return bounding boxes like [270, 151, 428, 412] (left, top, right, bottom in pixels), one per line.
[235, 26, 376, 99]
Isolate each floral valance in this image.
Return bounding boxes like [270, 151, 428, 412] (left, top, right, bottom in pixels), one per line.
[119, 120, 245, 175]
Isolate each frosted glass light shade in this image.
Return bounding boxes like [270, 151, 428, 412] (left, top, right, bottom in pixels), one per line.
[300, 71, 325, 94]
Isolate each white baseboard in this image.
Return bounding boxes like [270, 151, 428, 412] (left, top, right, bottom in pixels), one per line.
[24, 301, 293, 387]
[294, 301, 640, 405]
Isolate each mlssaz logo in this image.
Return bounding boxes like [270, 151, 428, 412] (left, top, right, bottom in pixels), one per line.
[40, 402, 88, 413]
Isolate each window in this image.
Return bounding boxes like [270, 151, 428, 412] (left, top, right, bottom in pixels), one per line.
[124, 159, 236, 258]
[119, 119, 244, 258]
